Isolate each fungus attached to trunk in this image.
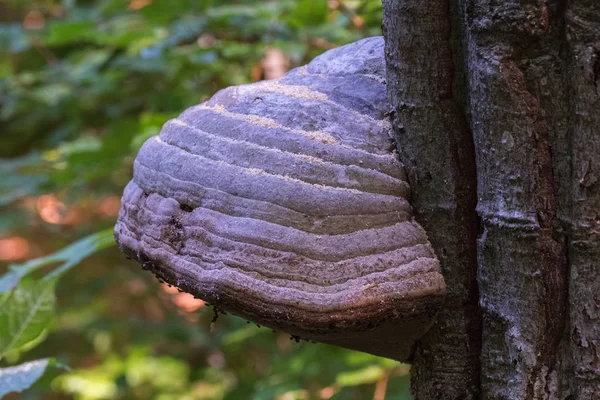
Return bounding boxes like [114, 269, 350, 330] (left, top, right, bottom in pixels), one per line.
[114, 37, 445, 362]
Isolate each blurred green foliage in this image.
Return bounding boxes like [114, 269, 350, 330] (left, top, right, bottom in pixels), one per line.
[0, 0, 411, 398]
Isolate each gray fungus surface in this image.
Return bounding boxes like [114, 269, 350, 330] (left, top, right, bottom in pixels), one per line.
[115, 37, 445, 361]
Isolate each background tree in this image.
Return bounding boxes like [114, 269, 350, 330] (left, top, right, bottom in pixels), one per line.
[383, 0, 599, 398]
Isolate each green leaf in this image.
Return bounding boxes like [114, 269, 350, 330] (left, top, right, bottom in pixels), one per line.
[221, 325, 265, 346]
[45, 21, 97, 46]
[66, 49, 113, 82]
[0, 279, 57, 358]
[286, 0, 328, 28]
[335, 365, 385, 387]
[30, 83, 72, 106]
[0, 358, 51, 397]
[0, 229, 115, 294]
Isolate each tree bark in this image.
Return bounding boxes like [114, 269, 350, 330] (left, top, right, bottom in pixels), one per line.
[382, 1, 482, 399]
[563, 1, 600, 397]
[464, 1, 569, 398]
[383, 0, 600, 398]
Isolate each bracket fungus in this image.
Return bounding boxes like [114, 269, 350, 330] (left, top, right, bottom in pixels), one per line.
[115, 37, 445, 362]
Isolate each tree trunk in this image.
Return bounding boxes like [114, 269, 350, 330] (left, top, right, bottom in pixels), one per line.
[382, 0, 600, 398]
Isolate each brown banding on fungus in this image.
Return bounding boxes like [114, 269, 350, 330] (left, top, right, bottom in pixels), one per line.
[114, 37, 445, 362]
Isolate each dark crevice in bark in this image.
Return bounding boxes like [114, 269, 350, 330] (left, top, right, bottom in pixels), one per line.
[520, 16, 569, 392]
[593, 50, 600, 89]
[447, 1, 483, 395]
[525, 90, 568, 399]
[382, 1, 481, 398]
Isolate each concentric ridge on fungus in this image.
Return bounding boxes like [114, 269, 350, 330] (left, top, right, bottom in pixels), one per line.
[114, 36, 446, 361]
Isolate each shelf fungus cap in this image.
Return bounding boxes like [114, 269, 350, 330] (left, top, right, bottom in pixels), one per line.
[115, 37, 445, 361]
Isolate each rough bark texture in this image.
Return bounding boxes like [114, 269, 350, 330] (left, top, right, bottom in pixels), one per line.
[464, 1, 569, 398]
[563, 1, 600, 397]
[384, 0, 599, 398]
[382, 1, 482, 399]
